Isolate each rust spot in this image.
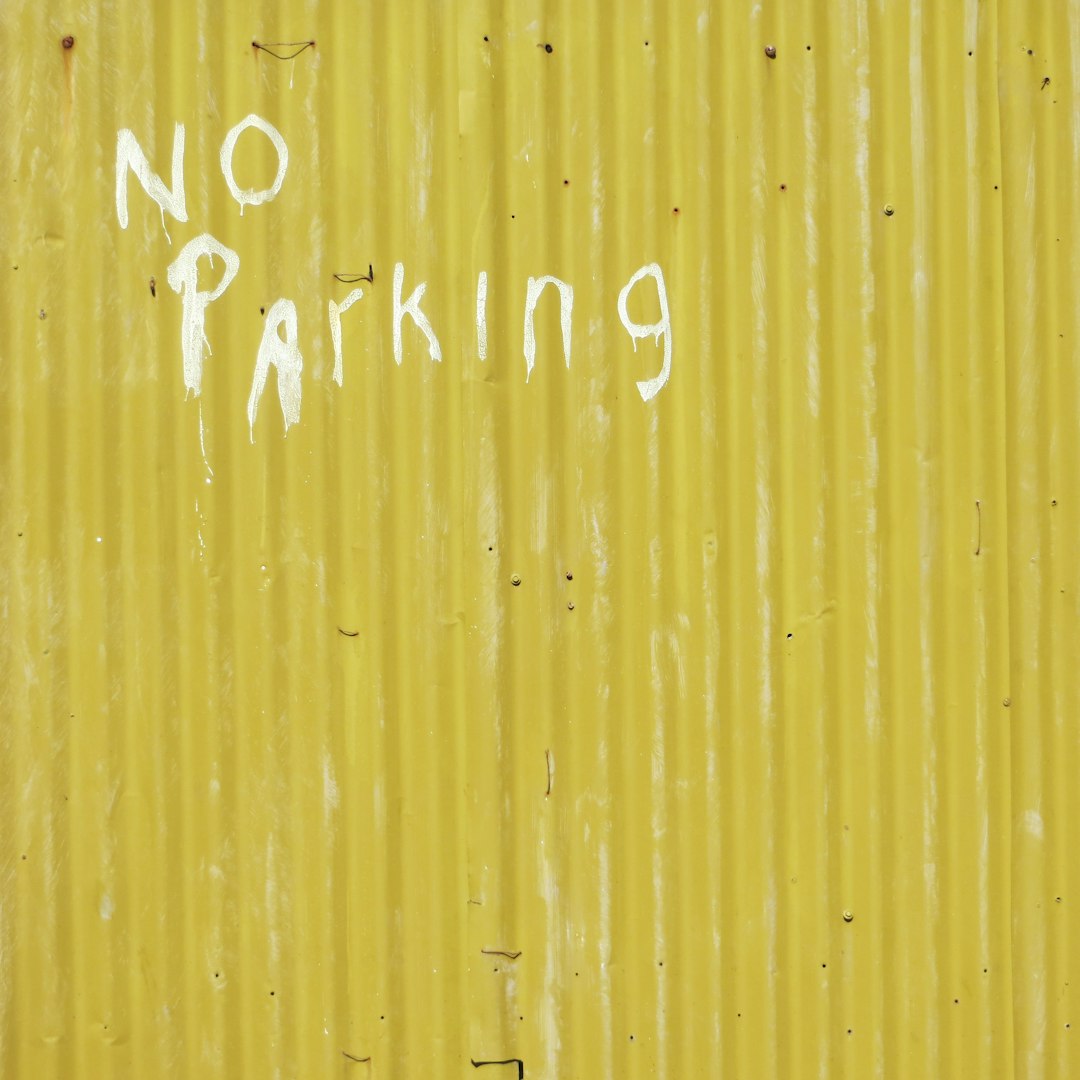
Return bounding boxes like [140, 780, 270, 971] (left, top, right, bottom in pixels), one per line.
[62, 35, 75, 50]
[764, 44, 777, 59]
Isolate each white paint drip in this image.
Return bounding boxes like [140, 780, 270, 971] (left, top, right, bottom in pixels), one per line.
[328, 288, 363, 386]
[195, 498, 207, 559]
[198, 400, 214, 480]
[116, 123, 188, 240]
[476, 271, 488, 360]
[247, 298, 303, 441]
[166, 234, 240, 397]
[219, 114, 289, 215]
[617, 264, 672, 401]
[393, 262, 442, 364]
[523, 275, 573, 381]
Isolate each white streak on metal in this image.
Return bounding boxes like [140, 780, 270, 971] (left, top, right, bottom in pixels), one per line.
[476, 271, 488, 361]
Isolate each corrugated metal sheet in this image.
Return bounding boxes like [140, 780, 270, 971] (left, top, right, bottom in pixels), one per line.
[2, 1, 1078, 1076]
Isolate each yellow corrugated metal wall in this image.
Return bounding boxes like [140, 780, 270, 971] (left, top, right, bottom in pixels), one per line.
[1, 0, 1077, 1076]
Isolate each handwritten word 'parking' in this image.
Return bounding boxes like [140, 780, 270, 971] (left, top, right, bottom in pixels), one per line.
[116, 115, 673, 441]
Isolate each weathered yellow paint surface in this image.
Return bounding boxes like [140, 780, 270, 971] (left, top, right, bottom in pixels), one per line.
[1, 1, 1077, 1076]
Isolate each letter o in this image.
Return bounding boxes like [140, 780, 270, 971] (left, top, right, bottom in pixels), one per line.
[220, 114, 289, 212]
